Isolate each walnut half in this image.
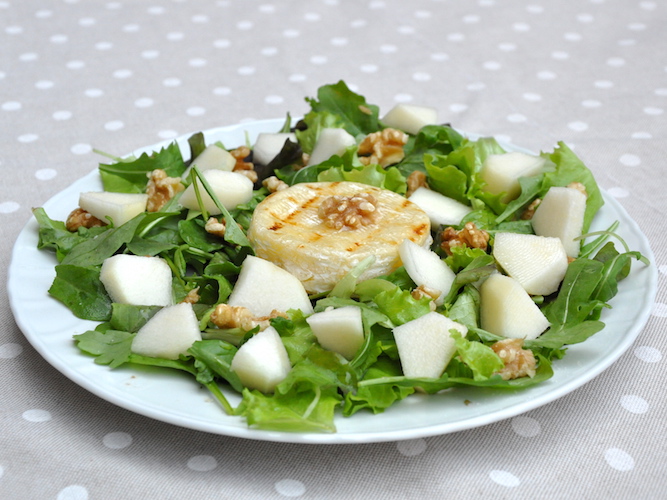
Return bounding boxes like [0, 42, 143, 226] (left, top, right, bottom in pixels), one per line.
[491, 338, 537, 380]
[210, 304, 286, 332]
[146, 169, 184, 212]
[65, 208, 106, 231]
[440, 222, 490, 255]
[358, 128, 408, 168]
[318, 192, 378, 230]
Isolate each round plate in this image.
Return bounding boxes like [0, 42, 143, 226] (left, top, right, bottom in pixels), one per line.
[8, 119, 658, 444]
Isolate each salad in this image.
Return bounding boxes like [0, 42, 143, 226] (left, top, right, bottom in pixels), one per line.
[32, 81, 649, 433]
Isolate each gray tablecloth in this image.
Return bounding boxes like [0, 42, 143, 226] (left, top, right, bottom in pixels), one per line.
[2, 1, 665, 499]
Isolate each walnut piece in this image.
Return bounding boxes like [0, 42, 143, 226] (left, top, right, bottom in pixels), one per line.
[65, 208, 106, 231]
[411, 285, 440, 311]
[230, 146, 258, 183]
[567, 181, 588, 197]
[210, 304, 287, 332]
[406, 171, 429, 197]
[262, 175, 289, 193]
[318, 192, 378, 230]
[146, 169, 184, 212]
[181, 287, 201, 304]
[204, 217, 226, 237]
[521, 198, 542, 220]
[440, 222, 490, 255]
[491, 338, 537, 380]
[358, 128, 408, 168]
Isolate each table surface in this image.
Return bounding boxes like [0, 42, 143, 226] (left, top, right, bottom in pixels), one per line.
[2, 1, 666, 499]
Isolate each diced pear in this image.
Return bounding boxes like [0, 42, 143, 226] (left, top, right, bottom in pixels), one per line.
[192, 144, 236, 172]
[179, 169, 254, 214]
[253, 132, 297, 166]
[393, 311, 467, 378]
[79, 192, 148, 226]
[399, 239, 455, 306]
[531, 186, 587, 258]
[480, 151, 547, 203]
[131, 302, 202, 359]
[100, 254, 173, 306]
[492, 232, 568, 296]
[227, 255, 314, 317]
[306, 306, 364, 360]
[230, 326, 292, 393]
[407, 187, 472, 226]
[479, 273, 550, 340]
[381, 104, 438, 135]
[307, 128, 356, 165]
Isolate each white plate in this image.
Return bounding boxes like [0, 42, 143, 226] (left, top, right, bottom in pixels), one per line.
[8, 119, 658, 444]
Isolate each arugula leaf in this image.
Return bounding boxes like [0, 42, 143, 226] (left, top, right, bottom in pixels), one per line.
[188, 340, 243, 392]
[74, 329, 134, 368]
[49, 265, 112, 321]
[109, 303, 161, 332]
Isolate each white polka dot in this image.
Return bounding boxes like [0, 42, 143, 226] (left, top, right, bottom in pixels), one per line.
[631, 131, 652, 139]
[53, 110, 73, 121]
[350, 19, 367, 28]
[304, 12, 320, 21]
[35, 168, 57, 180]
[628, 22, 646, 31]
[564, 32, 583, 41]
[620, 395, 649, 414]
[189, 58, 207, 68]
[95, 41, 112, 51]
[213, 39, 231, 48]
[79, 17, 96, 27]
[283, 29, 300, 38]
[23, 409, 52, 422]
[640, 1, 657, 10]
[192, 14, 209, 23]
[498, 42, 517, 51]
[431, 52, 449, 61]
[619, 154, 641, 167]
[594, 80, 614, 89]
[35, 80, 54, 89]
[66, 60, 85, 70]
[643, 107, 664, 116]
[71, 143, 92, 155]
[166, 32, 184, 41]
[577, 13, 595, 23]
[134, 97, 154, 108]
[259, 4, 276, 14]
[330, 37, 348, 46]
[186, 107, 206, 117]
[394, 93, 413, 103]
[396, 438, 427, 456]
[489, 470, 520, 487]
[35, 9, 53, 18]
[2, 101, 21, 111]
[103, 431, 133, 449]
[105, 120, 124, 131]
[275, 479, 306, 497]
[369, 1, 386, 9]
[607, 187, 629, 198]
[289, 74, 306, 82]
[113, 69, 132, 79]
[238, 66, 256, 75]
[526, 4, 544, 13]
[148, 6, 165, 15]
[412, 72, 431, 82]
[261, 47, 278, 56]
[463, 14, 480, 23]
[141, 50, 160, 59]
[604, 448, 634, 471]
[18, 133, 39, 143]
[552, 51, 570, 60]
[607, 57, 625, 67]
[582, 99, 601, 108]
[397, 25, 416, 35]
[57, 485, 88, 500]
[187, 455, 217, 471]
[310, 55, 328, 65]
[50, 34, 68, 44]
[449, 103, 468, 113]
[618, 38, 636, 46]
[236, 20, 253, 30]
[511, 416, 541, 437]
[20, 52, 39, 62]
[163, 77, 181, 87]
[158, 130, 178, 139]
[123, 24, 140, 33]
[447, 33, 465, 42]
[467, 82, 486, 91]
[513, 22, 531, 32]
[213, 86, 231, 95]
[568, 121, 589, 132]
[380, 44, 397, 54]
[0, 465, 3, 478]
[507, 114, 527, 123]
[652, 302, 667, 317]
[634, 345, 662, 363]
[0, 201, 20, 214]
[84, 88, 104, 98]
[523, 93, 542, 102]
[6, 25, 24, 35]
[414, 5, 431, 15]
[265, 95, 284, 105]
[360, 64, 378, 73]
[537, 70, 557, 80]
[655, 88, 667, 96]
[0, 343, 23, 358]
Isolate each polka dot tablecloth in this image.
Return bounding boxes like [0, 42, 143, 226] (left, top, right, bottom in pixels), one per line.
[2, 1, 666, 499]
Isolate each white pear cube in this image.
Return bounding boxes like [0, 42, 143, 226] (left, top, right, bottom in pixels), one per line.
[307, 128, 356, 165]
[407, 187, 472, 226]
[192, 144, 236, 172]
[306, 306, 364, 360]
[231, 326, 292, 393]
[493, 232, 568, 296]
[79, 192, 148, 226]
[180, 169, 254, 214]
[393, 311, 467, 379]
[253, 132, 297, 166]
[479, 274, 550, 340]
[227, 255, 314, 317]
[531, 186, 587, 258]
[381, 104, 438, 135]
[399, 239, 455, 306]
[100, 254, 173, 306]
[480, 151, 546, 203]
[131, 302, 202, 360]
